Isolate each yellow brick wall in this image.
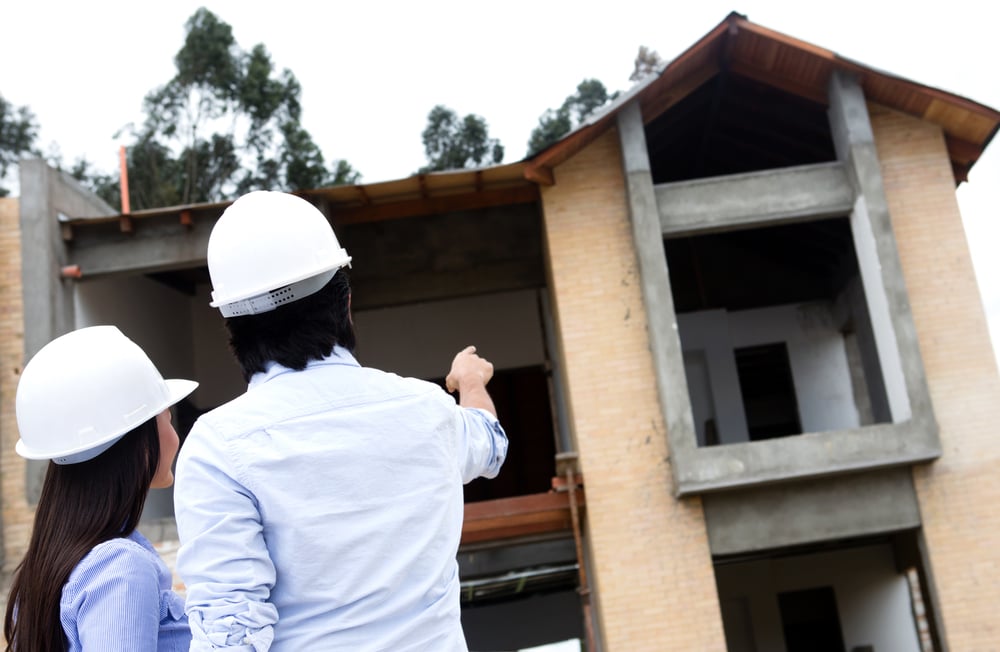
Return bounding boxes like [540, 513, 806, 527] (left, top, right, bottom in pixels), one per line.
[541, 130, 726, 651]
[873, 104, 1000, 648]
[0, 198, 31, 576]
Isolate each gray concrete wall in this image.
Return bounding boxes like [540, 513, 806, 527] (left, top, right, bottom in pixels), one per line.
[18, 160, 117, 502]
[703, 467, 920, 555]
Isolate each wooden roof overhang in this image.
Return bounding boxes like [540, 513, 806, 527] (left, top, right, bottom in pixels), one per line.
[60, 162, 537, 238]
[525, 12, 1000, 184]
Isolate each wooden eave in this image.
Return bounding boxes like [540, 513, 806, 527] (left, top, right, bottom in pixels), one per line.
[525, 12, 1000, 184]
[60, 161, 539, 238]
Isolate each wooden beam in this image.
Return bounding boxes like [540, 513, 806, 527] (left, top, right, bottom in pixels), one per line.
[461, 490, 584, 545]
[523, 164, 554, 186]
[639, 63, 720, 126]
[727, 59, 829, 105]
[945, 134, 981, 165]
[330, 185, 538, 226]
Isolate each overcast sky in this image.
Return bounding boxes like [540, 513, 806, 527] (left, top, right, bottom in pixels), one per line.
[3, 0, 998, 367]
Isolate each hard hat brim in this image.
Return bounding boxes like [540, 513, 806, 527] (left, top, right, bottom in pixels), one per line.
[209, 253, 351, 309]
[15, 377, 199, 464]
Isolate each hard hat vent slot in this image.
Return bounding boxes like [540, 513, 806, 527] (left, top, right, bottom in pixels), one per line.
[217, 268, 337, 318]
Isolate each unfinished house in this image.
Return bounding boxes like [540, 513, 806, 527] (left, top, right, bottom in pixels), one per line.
[4, 12, 1000, 651]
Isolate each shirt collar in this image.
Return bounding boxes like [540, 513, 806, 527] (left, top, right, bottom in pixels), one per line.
[248, 346, 360, 389]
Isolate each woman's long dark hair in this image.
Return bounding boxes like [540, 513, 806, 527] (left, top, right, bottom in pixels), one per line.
[4, 417, 161, 652]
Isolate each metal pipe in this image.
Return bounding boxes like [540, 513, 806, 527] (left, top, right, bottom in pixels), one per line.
[560, 452, 596, 652]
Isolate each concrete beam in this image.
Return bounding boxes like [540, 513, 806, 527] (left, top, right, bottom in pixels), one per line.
[68, 217, 213, 278]
[656, 162, 854, 237]
[704, 467, 920, 556]
[676, 420, 939, 495]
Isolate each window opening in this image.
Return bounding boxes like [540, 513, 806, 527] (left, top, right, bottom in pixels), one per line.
[778, 586, 847, 652]
[734, 343, 801, 440]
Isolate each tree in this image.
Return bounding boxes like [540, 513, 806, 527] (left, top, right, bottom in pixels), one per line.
[527, 79, 618, 157]
[0, 94, 40, 196]
[107, 8, 359, 210]
[630, 45, 663, 82]
[420, 105, 504, 173]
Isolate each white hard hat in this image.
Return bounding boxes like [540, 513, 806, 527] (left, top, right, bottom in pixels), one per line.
[207, 191, 352, 317]
[15, 326, 198, 465]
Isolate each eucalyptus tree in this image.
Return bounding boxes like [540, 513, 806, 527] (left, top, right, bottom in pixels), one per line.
[0, 93, 40, 196]
[526, 79, 618, 157]
[419, 105, 504, 173]
[118, 8, 358, 209]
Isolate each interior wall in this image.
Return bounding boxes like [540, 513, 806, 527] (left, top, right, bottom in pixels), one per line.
[353, 289, 547, 379]
[715, 543, 921, 652]
[679, 302, 860, 445]
[74, 274, 197, 520]
[191, 283, 244, 409]
[75, 275, 195, 381]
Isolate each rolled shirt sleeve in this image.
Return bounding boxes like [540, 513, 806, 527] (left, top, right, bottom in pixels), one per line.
[175, 424, 278, 652]
[456, 406, 508, 484]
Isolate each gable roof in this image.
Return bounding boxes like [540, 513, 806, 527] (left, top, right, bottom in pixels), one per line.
[525, 11, 1000, 185]
[62, 11, 998, 236]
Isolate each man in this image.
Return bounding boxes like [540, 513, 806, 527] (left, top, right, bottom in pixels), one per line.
[174, 190, 508, 651]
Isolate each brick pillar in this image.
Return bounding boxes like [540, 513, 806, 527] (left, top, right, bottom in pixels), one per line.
[873, 104, 1000, 648]
[0, 198, 31, 576]
[540, 131, 726, 650]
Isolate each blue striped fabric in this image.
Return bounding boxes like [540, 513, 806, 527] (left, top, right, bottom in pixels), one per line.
[59, 529, 190, 651]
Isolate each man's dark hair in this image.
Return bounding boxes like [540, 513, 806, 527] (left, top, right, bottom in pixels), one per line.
[225, 269, 356, 381]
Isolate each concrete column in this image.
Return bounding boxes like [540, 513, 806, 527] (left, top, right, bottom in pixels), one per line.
[616, 101, 698, 479]
[827, 72, 933, 428]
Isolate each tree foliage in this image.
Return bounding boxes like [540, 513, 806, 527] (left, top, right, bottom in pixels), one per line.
[420, 105, 504, 173]
[0, 94, 40, 196]
[97, 8, 359, 210]
[526, 79, 618, 157]
[630, 45, 663, 82]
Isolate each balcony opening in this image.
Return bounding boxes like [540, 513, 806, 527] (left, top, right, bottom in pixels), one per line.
[715, 534, 937, 652]
[665, 217, 899, 447]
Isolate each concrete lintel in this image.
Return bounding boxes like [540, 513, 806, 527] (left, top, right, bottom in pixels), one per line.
[68, 218, 214, 278]
[656, 162, 854, 237]
[704, 467, 921, 556]
[674, 417, 940, 496]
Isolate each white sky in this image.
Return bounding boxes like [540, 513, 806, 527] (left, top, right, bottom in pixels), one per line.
[3, 0, 998, 365]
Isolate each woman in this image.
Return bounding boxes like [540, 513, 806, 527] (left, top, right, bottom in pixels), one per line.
[4, 325, 198, 651]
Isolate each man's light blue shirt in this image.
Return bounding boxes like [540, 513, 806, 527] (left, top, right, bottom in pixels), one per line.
[60, 529, 190, 651]
[174, 347, 507, 651]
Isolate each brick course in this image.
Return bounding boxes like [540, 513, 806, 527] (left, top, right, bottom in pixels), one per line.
[872, 104, 1000, 649]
